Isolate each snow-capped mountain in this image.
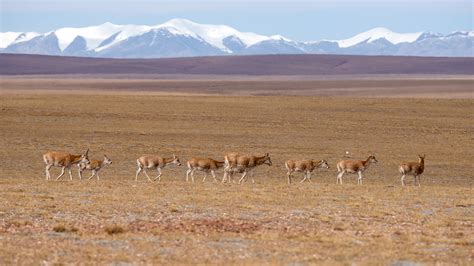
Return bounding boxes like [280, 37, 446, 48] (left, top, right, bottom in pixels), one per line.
[1, 19, 472, 58]
[334, 27, 423, 48]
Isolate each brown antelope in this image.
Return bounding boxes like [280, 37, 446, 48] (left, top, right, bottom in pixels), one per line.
[223, 152, 272, 184]
[43, 149, 90, 181]
[78, 155, 112, 180]
[336, 154, 378, 185]
[399, 154, 425, 186]
[285, 159, 330, 184]
[135, 154, 181, 182]
[186, 157, 225, 183]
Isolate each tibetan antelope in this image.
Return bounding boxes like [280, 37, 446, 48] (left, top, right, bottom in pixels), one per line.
[399, 154, 425, 186]
[135, 154, 181, 182]
[186, 157, 225, 183]
[336, 154, 378, 185]
[78, 155, 112, 180]
[222, 152, 272, 184]
[285, 159, 330, 184]
[43, 149, 90, 181]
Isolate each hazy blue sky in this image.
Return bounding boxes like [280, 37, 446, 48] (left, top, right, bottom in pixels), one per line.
[1, 0, 472, 41]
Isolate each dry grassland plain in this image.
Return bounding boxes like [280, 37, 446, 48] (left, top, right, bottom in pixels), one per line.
[0, 76, 473, 265]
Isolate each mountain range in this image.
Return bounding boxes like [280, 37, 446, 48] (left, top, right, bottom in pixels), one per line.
[1, 19, 472, 58]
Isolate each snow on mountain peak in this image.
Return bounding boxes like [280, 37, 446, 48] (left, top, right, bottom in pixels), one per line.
[55, 23, 124, 50]
[53, 22, 159, 52]
[0, 32, 24, 48]
[59, 19, 271, 52]
[0, 32, 40, 48]
[446, 30, 474, 38]
[268, 35, 291, 42]
[94, 24, 156, 51]
[158, 18, 271, 50]
[337, 27, 423, 48]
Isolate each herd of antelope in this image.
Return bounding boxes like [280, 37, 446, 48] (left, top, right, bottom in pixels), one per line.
[42, 149, 426, 186]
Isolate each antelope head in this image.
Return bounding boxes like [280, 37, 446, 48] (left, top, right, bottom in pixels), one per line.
[418, 154, 425, 163]
[172, 154, 182, 166]
[368, 154, 378, 164]
[80, 149, 90, 164]
[263, 153, 272, 166]
[103, 155, 112, 166]
[318, 159, 330, 169]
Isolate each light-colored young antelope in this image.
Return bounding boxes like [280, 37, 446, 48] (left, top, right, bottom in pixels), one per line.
[186, 157, 225, 183]
[78, 155, 112, 180]
[399, 154, 425, 186]
[43, 149, 90, 181]
[222, 152, 272, 184]
[285, 159, 330, 184]
[135, 154, 181, 182]
[336, 154, 378, 185]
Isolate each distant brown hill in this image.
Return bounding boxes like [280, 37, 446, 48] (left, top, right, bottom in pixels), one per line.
[0, 53, 473, 75]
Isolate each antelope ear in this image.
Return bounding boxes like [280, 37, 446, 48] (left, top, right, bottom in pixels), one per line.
[173, 153, 176, 159]
[104, 154, 107, 158]
[265, 153, 269, 157]
[85, 148, 89, 156]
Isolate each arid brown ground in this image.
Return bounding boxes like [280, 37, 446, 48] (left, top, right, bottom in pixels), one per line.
[0, 77, 472, 264]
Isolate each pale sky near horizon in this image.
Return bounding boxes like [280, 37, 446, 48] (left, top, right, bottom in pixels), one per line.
[1, 0, 472, 41]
